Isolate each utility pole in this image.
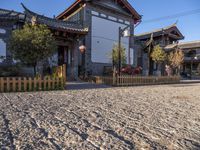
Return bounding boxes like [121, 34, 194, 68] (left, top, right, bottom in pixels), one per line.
[118, 27, 122, 76]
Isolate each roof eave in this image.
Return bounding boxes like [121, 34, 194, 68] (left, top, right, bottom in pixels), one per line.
[56, 0, 142, 23]
[120, 0, 141, 22]
[56, 0, 82, 19]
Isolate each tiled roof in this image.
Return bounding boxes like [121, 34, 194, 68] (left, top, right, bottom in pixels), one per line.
[135, 24, 184, 40]
[0, 8, 24, 20]
[165, 40, 200, 50]
[22, 4, 88, 34]
[0, 5, 88, 34]
[56, 0, 141, 22]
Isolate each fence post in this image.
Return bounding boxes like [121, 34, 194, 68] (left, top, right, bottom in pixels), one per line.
[24, 77, 27, 92]
[48, 77, 51, 90]
[6, 77, 10, 92]
[52, 77, 55, 90]
[28, 77, 32, 91]
[43, 77, 46, 91]
[0, 78, 4, 92]
[56, 77, 59, 89]
[34, 77, 37, 91]
[38, 77, 42, 91]
[12, 77, 16, 92]
[18, 77, 21, 92]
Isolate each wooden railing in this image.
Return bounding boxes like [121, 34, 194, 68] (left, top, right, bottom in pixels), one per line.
[91, 75, 181, 86]
[0, 64, 67, 93]
[116, 75, 180, 86]
[0, 77, 65, 92]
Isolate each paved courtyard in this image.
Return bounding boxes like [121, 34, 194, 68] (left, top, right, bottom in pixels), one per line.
[1, 83, 200, 149]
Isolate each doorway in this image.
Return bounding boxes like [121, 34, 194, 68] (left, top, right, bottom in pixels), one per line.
[58, 46, 72, 78]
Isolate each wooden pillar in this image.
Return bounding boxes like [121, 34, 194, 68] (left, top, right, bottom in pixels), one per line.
[71, 40, 79, 80]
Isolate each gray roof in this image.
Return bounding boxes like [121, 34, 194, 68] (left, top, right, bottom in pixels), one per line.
[0, 8, 24, 20]
[165, 40, 200, 50]
[135, 24, 184, 40]
[0, 4, 88, 34]
[22, 4, 88, 34]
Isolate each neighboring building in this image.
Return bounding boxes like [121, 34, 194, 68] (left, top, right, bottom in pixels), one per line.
[134, 24, 184, 75]
[165, 41, 200, 77]
[0, 6, 88, 78]
[0, 0, 141, 79]
[0, 9, 24, 64]
[57, 0, 141, 76]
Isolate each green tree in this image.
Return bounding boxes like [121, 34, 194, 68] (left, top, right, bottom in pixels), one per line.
[9, 24, 57, 75]
[110, 43, 127, 66]
[168, 48, 184, 75]
[151, 45, 166, 75]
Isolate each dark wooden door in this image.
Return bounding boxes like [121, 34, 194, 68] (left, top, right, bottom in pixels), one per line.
[58, 46, 72, 78]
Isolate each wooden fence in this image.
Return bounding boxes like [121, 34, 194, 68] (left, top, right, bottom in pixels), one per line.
[0, 64, 66, 93]
[91, 75, 181, 86]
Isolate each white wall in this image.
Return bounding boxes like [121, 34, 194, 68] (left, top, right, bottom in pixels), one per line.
[91, 15, 133, 64]
[0, 28, 6, 34]
[0, 39, 6, 62]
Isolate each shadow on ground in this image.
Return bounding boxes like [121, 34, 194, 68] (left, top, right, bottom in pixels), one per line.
[66, 81, 200, 90]
[66, 81, 112, 90]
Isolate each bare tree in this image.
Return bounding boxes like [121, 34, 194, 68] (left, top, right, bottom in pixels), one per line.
[168, 48, 184, 75]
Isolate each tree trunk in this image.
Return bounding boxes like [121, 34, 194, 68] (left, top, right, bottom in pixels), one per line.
[33, 64, 37, 76]
[157, 63, 161, 76]
[177, 66, 181, 75]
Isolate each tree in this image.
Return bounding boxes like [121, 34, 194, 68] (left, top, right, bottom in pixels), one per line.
[168, 48, 184, 75]
[150, 45, 166, 75]
[110, 43, 127, 67]
[151, 45, 166, 63]
[9, 24, 57, 76]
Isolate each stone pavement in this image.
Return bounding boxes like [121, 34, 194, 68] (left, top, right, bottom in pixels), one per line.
[1, 83, 200, 149]
[180, 79, 200, 84]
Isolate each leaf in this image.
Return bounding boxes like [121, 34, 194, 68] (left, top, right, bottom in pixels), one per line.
[8, 23, 57, 69]
[151, 45, 166, 63]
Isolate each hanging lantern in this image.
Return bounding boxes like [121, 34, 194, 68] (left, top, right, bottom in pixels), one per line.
[123, 29, 130, 37]
[79, 45, 86, 54]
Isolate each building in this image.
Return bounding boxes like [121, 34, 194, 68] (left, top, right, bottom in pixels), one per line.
[0, 4, 88, 78]
[57, 0, 141, 77]
[165, 41, 200, 77]
[0, 0, 141, 79]
[134, 24, 184, 75]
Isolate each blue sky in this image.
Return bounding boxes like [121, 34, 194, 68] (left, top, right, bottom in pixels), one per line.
[1, 0, 200, 42]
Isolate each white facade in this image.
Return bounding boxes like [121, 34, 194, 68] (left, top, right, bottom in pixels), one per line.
[0, 28, 6, 34]
[0, 39, 6, 62]
[0, 28, 6, 62]
[91, 14, 133, 64]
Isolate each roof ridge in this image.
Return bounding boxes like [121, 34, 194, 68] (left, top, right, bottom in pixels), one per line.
[0, 8, 22, 15]
[179, 40, 200, 44]
[136, 24, 177, 37]
[21, 3, 83, 28]
[56, 0, 141, 22]
[21, 3, 88, 34]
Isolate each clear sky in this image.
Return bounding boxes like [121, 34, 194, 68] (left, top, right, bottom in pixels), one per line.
[1, 0, 200, 42]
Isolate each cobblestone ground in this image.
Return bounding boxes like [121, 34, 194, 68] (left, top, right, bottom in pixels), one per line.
[0, 83, 200, 150]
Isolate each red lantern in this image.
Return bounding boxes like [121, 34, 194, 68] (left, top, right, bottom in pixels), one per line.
[79, 45, 86, 54]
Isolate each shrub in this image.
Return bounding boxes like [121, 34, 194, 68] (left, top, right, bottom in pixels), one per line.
[0, 65, 20, 77]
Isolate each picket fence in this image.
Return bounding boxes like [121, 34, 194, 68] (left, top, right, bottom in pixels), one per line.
[92, 75, 181, 86]
[0, 64, 66, 93]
